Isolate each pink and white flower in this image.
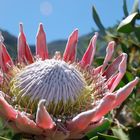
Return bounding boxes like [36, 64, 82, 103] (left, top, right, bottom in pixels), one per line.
[0, 23, 138, 140]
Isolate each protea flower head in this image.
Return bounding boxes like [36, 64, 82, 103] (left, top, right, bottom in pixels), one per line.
[0, 23, 139, 140]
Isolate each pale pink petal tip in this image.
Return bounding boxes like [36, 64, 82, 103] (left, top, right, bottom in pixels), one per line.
[36, 99, 55, 129]
[107, 41, 115, 56]
[38, 23, 45, 33]
[95, 32, 98, 37]
[114, 77, 139, 107]
[119, 53, 127, 73]
[19, 23, 23, 32]
[63, 29, 78, 62]
[102, 41, 115, 71]
[80, 33, 98, 67]
[72, 28, 78, 34]
[39, 23, 43, 30]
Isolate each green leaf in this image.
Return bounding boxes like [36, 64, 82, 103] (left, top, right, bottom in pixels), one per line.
[123, 0, 129, 17]
[112, 128, 129, 140]
[95, 57, 104, 66]
[92, 6, 105, 35]
[131, 0, 139, 14]
[87, 119, 111, 139]
[120, 43, 129, 54]
[98, 133, 119, 140]
[125, 71, 134, 82]
[117, 12, 138, 33]
[115, 78, 126, 90]
[0, 136, 10, 140]
[90, 136, 98, 140]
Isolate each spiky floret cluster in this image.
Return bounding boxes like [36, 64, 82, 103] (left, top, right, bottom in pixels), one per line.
[9, 58, 108, 119]
[0, 23, 138, 140]
[10, 59, 88, 116]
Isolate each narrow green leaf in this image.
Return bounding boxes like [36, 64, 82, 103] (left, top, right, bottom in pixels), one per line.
[90, 136, 98, 140]
[0, 136, 10, 140]
[117, 12, 138, 33]
[131, 0, 139, 14]
[98, 133, 119, 140]
[92, 6, 105, 34]
[123, 0, 129, 17]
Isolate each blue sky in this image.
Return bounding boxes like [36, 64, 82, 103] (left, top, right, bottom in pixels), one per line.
[0, 0, 135, 44]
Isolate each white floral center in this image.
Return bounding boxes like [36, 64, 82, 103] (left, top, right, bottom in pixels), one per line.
[12, 59, 86, 106]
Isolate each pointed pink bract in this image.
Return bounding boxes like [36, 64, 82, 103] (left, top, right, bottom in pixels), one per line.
[106, 53, 127, 92]
[80, 33, 98, 67]
[113, 77, 139, 107]
[63, 29, 78, 62]
[36, 23, 49, 60]
[102, 41, 115, 71]
[18, 23, 33, 64]
[0, 43, 13, 72]
[110, 53, 127, 92]
[103, 53, 125, 79]
[36, 100, 55, 129]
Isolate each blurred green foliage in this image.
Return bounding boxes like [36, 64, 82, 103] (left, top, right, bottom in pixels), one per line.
[90, 0, 140, 139]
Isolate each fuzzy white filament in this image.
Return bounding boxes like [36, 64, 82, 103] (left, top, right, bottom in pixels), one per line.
[14, 59, 86, 105]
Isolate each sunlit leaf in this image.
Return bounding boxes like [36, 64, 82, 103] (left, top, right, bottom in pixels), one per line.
[0, 136, 10, 140]
[92, 6, 106, 35]
[90, 136, 98, 140]
[117, 12, 138, 33]
[112, 128, 129, 140]
[98, 133, 119, 140]
[131, 0, 139, 14]
[123, 0, 129, 17]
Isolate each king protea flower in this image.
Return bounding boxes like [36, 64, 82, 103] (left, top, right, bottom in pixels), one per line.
[0, 23, 139, 140]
